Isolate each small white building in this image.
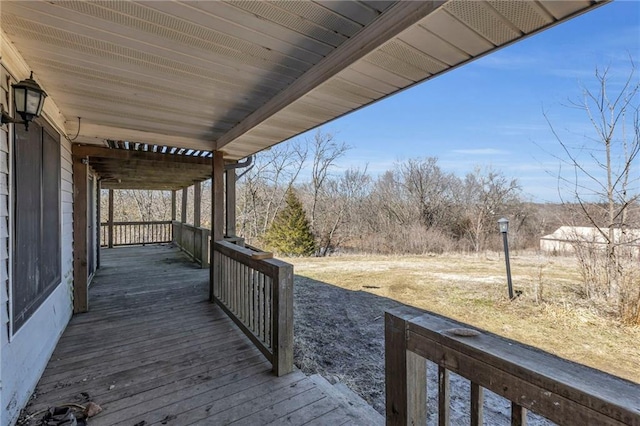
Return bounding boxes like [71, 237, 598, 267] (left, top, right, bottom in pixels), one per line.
[540, 226, 640, 255]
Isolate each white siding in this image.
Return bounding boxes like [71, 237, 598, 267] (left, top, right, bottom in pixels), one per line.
[0, 63, 74, 426]
[0, 66, 8, 425]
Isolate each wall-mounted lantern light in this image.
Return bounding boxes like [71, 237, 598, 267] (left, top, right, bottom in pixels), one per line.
[1, 72, 47, 131]
[498, 217, 514, 300]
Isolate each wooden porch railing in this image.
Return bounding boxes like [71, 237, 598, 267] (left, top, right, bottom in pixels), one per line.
[212, 240, 293, 376]
[385, 307, 640, 426]
[100, 220, 172, 247]
[172, 221, 210, 268]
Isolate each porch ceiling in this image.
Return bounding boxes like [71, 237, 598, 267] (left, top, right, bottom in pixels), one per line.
[2, 1, 607, 161]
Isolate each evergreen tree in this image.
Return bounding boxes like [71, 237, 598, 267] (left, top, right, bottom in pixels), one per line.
[263, 188, 316, 256]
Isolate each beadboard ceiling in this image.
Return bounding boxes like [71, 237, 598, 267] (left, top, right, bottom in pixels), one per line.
[1, 1, 607, 161]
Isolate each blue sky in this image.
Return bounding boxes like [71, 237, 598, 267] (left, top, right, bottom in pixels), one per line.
[294, 0, 640, 203]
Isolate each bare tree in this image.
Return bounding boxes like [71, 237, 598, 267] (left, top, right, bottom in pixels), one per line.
[547, 60, 640, 323]
[399, 157, 457, 229]
[459, 167, 521, 252]
[237, 141, 307, 244]
[305, 130, 350, 255]
[314, 167, 370, 255]
[308, 130, 350, 228]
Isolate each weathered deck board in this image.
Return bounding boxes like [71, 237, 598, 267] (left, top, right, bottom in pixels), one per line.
[25, 244, 377, 426]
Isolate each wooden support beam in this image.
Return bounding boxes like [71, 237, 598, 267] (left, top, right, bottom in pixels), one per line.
[108, 189, 114, 248]
[73, 144, 213, 165]
[88, 159, 213, 170]
[181, 187, 188, 224]
[511, 403, 527, 426]
[171, 190, 177, 221]
[385, 309, 427, 425]
[194, 181, 202, 228]
[273, 260, 294, 376]
[101, 182, 195, 191]
[215, 1, 444, 149]
[471, 382, 484, 426]
[438, 366, 450, 426]
[72, 155, 89, 313]
[96, 180, 101, 269]
[212, 152, 225, 242]
[210, 150, 224, 301]
[225, 169, 236, 237]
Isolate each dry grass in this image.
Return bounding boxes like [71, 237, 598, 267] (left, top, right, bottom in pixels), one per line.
[286, 251, 640, 384]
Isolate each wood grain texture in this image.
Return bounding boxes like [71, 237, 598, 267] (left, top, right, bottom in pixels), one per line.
[181, 187, 188, 223]
[386, 307, 640, 426]
[72, 154, 88, 313]
[384, 307, 427, 426]
[212, 240, 294, 376]
[471, 381, 484, 426]
[193, 180, 201, 227]
[226, 168, 236, 236]
[107, 189, 114, 248]
[438, 366, 450, 426]
[211, 150, 225, 300]
[26, 245, 374, 426]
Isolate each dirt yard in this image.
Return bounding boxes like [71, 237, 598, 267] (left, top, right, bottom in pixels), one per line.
[289, 252, 640, 420]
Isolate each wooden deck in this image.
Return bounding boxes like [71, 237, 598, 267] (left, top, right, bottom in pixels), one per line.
[25, 245, 380, 426]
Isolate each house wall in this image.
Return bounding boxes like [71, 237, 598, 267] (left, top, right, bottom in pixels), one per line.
[1, 38, 73, 426]
[540, 227, 640, 257]
[539, 238, 576, 254]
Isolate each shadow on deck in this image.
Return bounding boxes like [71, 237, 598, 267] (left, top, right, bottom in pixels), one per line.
[25, 245, 378, 425]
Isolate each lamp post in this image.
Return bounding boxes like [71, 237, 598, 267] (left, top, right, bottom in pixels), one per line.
[498, 217, 514, 300]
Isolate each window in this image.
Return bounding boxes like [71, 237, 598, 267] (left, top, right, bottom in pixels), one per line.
[12, 119, 61, 331]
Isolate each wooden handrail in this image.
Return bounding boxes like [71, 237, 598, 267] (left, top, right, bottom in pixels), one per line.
[385, 307, 640, 426]
[100, 220, 172, 247]
[100, 220, 173, 226]
[212, 240, 293, 376]
[172, 221, 211, 268]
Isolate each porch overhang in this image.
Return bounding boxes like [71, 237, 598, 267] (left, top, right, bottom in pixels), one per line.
[1, 0, 608, 161]
[73, 143, 213, 191]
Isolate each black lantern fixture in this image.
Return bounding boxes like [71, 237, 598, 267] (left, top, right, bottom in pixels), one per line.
[0, 71, 47, 131]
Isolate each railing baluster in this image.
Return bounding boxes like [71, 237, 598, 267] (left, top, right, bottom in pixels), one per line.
[228, 256, 232, 309]
[225, 256, 229, 304]
[438, 366, 450, 426]
[219, 252, 223, 300]
[241, 263, 246, 321]
[511, 403, 526, 426]
[225, 256, 230, 305]
[263, 273, 268, 343]
[471, 382, 483, 426]
[244, 265, 249, 327]
[211, 241, 293, 376]
[224, 256, 228, 304]
[237, 262, 242, 320]
[214, 251, 218, 298]
[254, 269, 259, 335]
[234, 258, 239, 315]
[266, 276, 272, 349]
[260, 273, 264, 342]
[238, 261, 242, 317]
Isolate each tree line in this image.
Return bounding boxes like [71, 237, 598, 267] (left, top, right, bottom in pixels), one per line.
[236, 130, 543, 256]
